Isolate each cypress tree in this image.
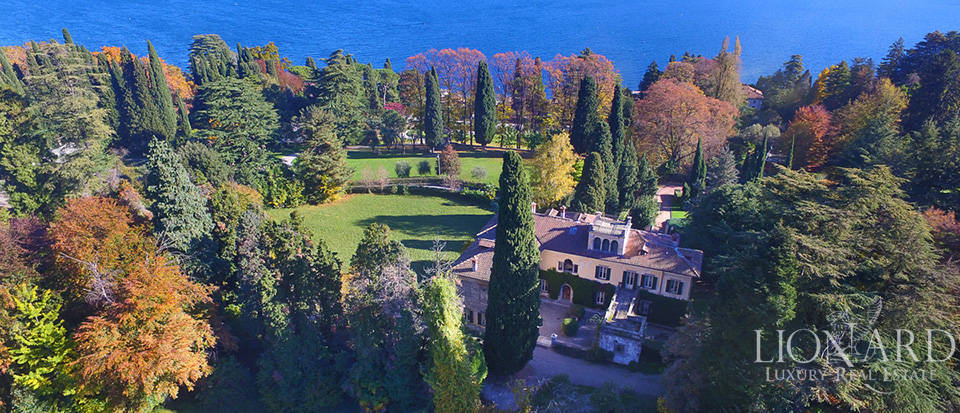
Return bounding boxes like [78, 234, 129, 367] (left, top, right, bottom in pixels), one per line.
[786, 133, 796, 170]
[572, 152, 606, 214]
[474, 61, 496, 148]
[609, 84, 627, 167]
[61, 28, 74, 45]
[176, 94, 192, 138]
[484, 151, 541, 376]
[147, 40, 177, 141]
[424, 67, 443, 148]
[384, 58, 393, 71]
[362, 64, 382, 114]
[630, 153, 660, 228]
[687, 138, 706, 197]
[742, 136, 768, 182]
[590, 121, 618, 213]
[570, 76, 599, 153]
[617, 144, 640, 213]
[0, 47, 23, 93]
[639, 61, 661, 92]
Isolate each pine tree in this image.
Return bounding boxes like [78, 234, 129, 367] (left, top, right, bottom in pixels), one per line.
[474, 61, 496, 148]
[147, 40, 177, 141]
[484, 151, 541, 376]
[145, 138, 213, 254]
[176, 94, 192, 138]
[570, 76, 599, 153]
[639, 61, 661, 92]
[0, 45, 24, 93]
[572, 152, 606, 214]
[687, 138, 707, 197]
[705, 146, 739, 188]
[424, 67, 444, 148]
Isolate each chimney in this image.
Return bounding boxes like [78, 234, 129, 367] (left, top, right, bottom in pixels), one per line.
[531, 202, 537, 214]
[560, 206, 566, 219]
[471, 258, 478, 271]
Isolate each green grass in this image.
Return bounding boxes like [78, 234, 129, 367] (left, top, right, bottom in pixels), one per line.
[345, 150, 505, 185]
[267, 193, 494, 271]
[670, 209, 688, 219]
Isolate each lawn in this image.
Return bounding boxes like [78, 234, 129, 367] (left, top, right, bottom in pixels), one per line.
[669, 209, 688, 220]
[266, 193, 494, 272]
[345, 150, 506, 185]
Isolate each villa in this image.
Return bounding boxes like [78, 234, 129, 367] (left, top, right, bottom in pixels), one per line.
[452, 203, 703, 363]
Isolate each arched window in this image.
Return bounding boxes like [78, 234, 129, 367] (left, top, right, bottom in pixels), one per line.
[562, 259, 575, 273]
[593, 238, 601, 250]
[611, 240, 619, 253]
[602, 239, 610, 252]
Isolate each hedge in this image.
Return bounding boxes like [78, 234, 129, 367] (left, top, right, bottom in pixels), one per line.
[562, 318, 579, 336]
[539, 270, 616, 309]
[635, 289, 688, 327]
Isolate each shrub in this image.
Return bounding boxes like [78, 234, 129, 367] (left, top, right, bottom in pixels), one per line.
[586, 345, 613, 363]
[395, 161, 411, 178]
[566, 304, 586, 319]
[417, 159, 432, 175]
[470, 166, 488, 182]
[562, 318, 579, 337]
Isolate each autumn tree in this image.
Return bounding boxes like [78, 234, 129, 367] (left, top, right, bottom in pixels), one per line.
[779, 105, 834, 170]
[631, 79, 737, 170]
[530, 133, 578, 206]
[545, 48, 621, 128]
[710, 36, 743, 106]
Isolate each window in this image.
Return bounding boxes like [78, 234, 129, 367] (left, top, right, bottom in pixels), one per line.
[641, 274, 658, 290]
[594, 265, 611, 280]
[610, 240, 618, 253]
[614, 343, 625, 353]
[596, 290, 606, 305]
[557, 261, 563, 271]
[666, 279, 685, 295]
[478, 312, 485, 326]
[593, 238, 601, 250]
[623, 271, 639, 289]
[539, 279, 548, 294]
[601, 239, 610, 251]
[466, 309, 474, 324]
[562, 259, 575, 273]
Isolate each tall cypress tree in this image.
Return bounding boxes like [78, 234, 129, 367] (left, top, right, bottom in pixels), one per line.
[609, 84, 627, 167]
[424, 67, 443, 148]
[570, 76, 599, 153]
[630, 153, 660, 228]
[147, 40, 177, 141]
[572, 152, 606, 214]
[484, 151, 541, 376]
[617, 144, 640, 213]
[742, 136, 768, 182]
[687, 138, 707, 197]
[590, 121, 618, 213]
[61, 28, 74, 45]
[176, 94, 192, 139]
[0, 46, 23, 93]
[474, 61, 496, 148]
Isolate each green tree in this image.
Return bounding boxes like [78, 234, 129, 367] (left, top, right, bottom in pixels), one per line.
[474, 61, 497, 148]
[381, 109, 406, 148]
[639, 61, 661, 93]
[424, 67, 444, 148]
[686, 138, 706, 197]
[741, 135, 767, 182]
[572, 152, 606, 214]
[317, 50, 366, 144]
[292, 106, 352, 204]
[616, 144, 640, 213]
[146, 40, 177, 141]
[570, 76, 599, 153]
[705, 146, 739, 189]
[145, 138, 214, 255]
[905, 50, 960, 130]
[189, 34, 235, 85]
[590, 121, 618, 213]
[711, 36, 744, 106]
[422, 275, 486, 413]
[630, 154, 659, 228]
[484, 152, 541, 376]
[608, 84, 627, 167]
[191, 77, 279, 184]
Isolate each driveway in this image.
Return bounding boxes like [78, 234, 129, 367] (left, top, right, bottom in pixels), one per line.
[654, 184, 682, 231]
[482, 347, 664, 409]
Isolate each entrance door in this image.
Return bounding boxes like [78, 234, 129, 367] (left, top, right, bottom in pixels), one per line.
[561, 284, 572, 301]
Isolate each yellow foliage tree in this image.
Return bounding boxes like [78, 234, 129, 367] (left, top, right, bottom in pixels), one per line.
[530, 133, 578, 206]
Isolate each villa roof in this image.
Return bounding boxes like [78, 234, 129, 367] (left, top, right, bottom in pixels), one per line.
[451, 211, 703, 282]
[743, 84, 764, 100]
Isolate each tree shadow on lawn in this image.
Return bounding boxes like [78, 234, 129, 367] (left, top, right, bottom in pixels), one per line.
[356, 214, 492, 238]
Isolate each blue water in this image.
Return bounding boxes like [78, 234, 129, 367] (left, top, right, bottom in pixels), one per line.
[2, 0, 958, 85]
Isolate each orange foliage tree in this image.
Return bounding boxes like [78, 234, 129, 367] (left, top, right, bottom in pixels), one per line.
[631, 79, 737, 168]
[923, 207, 960, 260]
[545, 48, 620, 128]
[48, 197, 214, 411]
[405, 48, 486, 142]
[94, 47, 196, 100]
[780, 105, 835, 170]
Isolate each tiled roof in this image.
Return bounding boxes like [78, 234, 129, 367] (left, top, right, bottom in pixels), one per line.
[451, 212, 703, 281]
[742, 84, 764, 100]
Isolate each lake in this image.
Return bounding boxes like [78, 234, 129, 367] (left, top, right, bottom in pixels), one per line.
[2, 0, 958, 85]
